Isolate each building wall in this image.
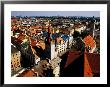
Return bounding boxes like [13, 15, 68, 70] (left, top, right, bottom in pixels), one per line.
[11, 31, 13, 36]
[57, 41, 67, 56]
[51, 43, 56, 60]
[51, 42, 58, 60]
[11, 51, 21, 74]
[70, 29, 74, 36]
[69, 36, 73, 47]
[31, 46, 40, 64]
[51, 35, 73, 58]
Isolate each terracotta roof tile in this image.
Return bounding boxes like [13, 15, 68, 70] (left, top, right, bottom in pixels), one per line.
[83, 35, 96, 50]
[18, 70, 35, 77]
[18, 34, 26, 41]
[65, 51, 82, 68]
[84, 52, 100, 74]
[84, 53, 93, 77]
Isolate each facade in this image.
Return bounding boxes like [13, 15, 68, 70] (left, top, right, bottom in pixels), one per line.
[11, 31, 13, 36]
[11, 45, 21, 75]
[51, 34, 73, 58]
[51, 42, 58, 60]
[69, 28, 74, 36]
[68, 36, 74, 48]
[56, 41, 67, 56]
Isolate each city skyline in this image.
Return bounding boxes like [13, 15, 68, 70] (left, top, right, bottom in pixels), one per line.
[11, 12, 100, 78]
[11, 11, 100, 17]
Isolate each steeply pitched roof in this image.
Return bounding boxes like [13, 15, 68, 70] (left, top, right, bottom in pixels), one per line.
[42, 31, 48, 37]
[84, 52, 100, 74]
[18, 34, 26, 41]
[51, 33, 59, 40]
[61, 34, 69, 41]
[83, 35, 96, 50]
[65, 51, 82, 68]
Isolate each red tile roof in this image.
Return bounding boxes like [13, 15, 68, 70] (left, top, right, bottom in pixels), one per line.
[83, 35, 96, 51]
[30, 26, 43, 29]
[63, 50, 100, 77]
[65, 51, 82, 68]
[11, 36, 23, 44]
[18, 70, 35, 77]
[84, 52, 100, 75]
[17, 34, 26, 41]
[84, 53, 93, 77]
[30, 38, 37, 46]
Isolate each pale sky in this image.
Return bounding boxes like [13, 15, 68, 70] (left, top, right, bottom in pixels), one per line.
[11, 11, 100, 17]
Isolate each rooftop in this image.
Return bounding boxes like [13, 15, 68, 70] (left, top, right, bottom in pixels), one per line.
[11, 45, 19, 53]
[84, 52, 100, 74]
[83, 35, 96, 50]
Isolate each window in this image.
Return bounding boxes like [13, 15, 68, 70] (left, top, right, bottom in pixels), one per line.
[17, 62, 19, 66]
[17, 59, 18, 61]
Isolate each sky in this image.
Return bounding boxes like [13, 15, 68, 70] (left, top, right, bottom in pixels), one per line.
[11, 11, 100, 17]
